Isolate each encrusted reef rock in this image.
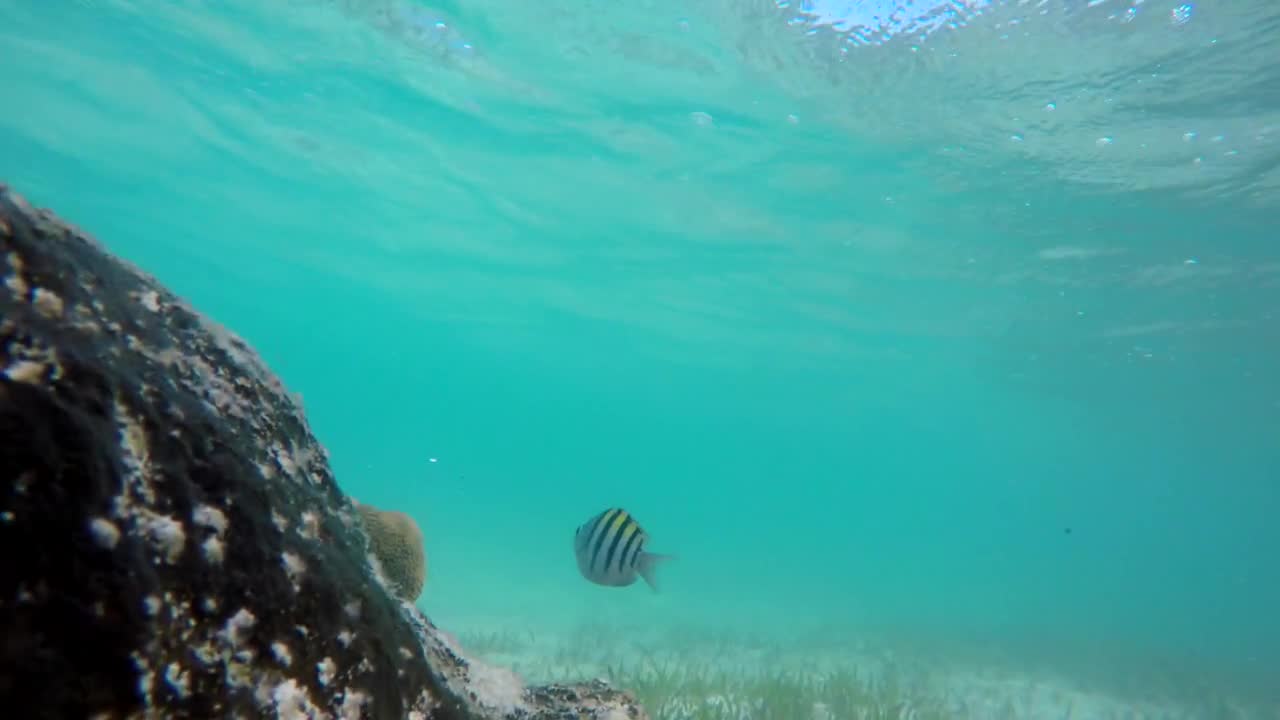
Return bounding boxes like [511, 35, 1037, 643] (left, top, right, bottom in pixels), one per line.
[355, 501, 428, 603]
[0, 185, 647, 720]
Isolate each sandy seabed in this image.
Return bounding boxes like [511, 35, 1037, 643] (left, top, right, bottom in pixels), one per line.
[435, 613, 1277, 720]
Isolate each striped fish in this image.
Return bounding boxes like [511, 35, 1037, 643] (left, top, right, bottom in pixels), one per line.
[573, 508, 672, 591]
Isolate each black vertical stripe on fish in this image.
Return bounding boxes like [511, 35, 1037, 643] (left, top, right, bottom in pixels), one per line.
[618, 525, 643, 574]
[593, 512, 627, 576]
[626, 529, 646, 572]
[590, 509, 622, 571]
[603, 515, 632, 575]
[584, 510, 610, 555]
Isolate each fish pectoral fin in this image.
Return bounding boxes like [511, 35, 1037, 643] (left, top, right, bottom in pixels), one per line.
[636, 552, 674, 593]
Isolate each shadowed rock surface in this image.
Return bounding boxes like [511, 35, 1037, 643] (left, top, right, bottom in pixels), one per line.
[0, 185, 646, 720]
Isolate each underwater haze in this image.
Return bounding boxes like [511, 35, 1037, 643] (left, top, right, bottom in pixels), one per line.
[2, 0, 1278, 717]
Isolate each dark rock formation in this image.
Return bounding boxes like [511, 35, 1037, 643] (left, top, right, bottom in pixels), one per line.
[0, 185, 646, 720]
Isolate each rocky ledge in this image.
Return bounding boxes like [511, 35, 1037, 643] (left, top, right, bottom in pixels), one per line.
[0, 185, 645, 720]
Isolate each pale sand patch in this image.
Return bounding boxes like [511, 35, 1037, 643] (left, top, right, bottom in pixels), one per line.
[437, 616, 1276, 720]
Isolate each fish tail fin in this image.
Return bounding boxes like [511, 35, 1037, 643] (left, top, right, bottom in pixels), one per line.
[636, 552, 674, 593]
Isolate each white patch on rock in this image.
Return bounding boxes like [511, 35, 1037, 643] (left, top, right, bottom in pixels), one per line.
[112, 397, 155, 506]
[271, 679, 324, 720]
[343, 600, 361, 620]
[202, 535, 225, 564]
[298, 511, 320, 540]
[220, 608, 257, 646]
[336, 630, 354, 648]
[132, 652, 154, 706]
[338, 689, 368, 720]
[273, 443, 297, 478]
[271, 509, 289, 532]
[192, 641, 218, 667]
[139, 289, 161, 312]
[4, 251, 28, 298]
[164, 661, 190, 699]
[143, 595, 162, 617]
[89, 517, 121, 549]
[363, 551, 392, 595]
[409, 687, 438, 718]
[317, 657, 336, 687]
[281, 551, 306, 591]
[2, 360, 45, 384]
[31, 287, 64, 319]
[143, 515, 186, 563]
[192, 504, 228, 535]
[462, 658, 527, 716]
[271, 641, 293, 667]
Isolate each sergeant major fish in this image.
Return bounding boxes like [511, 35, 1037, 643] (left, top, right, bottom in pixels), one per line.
[573, 507, 673, 591]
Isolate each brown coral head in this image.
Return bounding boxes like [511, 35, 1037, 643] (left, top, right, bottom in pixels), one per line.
[355, 501, 427, 602]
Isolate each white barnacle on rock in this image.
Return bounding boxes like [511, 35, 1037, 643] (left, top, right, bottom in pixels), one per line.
[192, 504, 228, 535]
[201, 596, 219, 613]
[272, 679, 323, 720]
[270, 641, 293, 667]
[88, 517, 120, 549]
[193, 640, 218, 666]
[112, 398, 155, 506]
[3, 360, 45, 384]
[220, 608, 257, 646]
[294, 625, 310, 638]
[298, 511, 320, 540]
[164, 661, 191, 699]
[338, 689, 368, 720]
[201, 535, 225, 564]
[31, 287, 64, 319]
[138, 289, 161, 312]
[4, 251, 28, 298]
[317, 657, 336, 687]
[336, 629, 354, 648]
[132, 652, 154, 706]
[409, 688, 438, 719]
[343, 600, 361, 620]
[281, 551, 306, 591]
[273, 443, 297, 478]
[271, 509, 289, 532]
[143, 595, 162, 617]
[143, 514, 186, 563]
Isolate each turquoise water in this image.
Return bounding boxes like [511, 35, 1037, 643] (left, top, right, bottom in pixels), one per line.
[3, 0, 1278, 715]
